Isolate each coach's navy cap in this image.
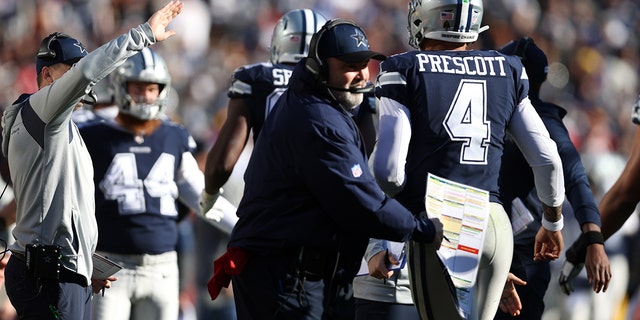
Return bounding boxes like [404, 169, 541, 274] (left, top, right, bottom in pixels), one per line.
[318, 22, 386, 63]
[36, 32, 88, 75]
[498, 37, 548, 85]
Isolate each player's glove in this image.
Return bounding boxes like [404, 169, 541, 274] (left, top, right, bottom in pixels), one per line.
[558, 232, 588, 295]
[411, 212, 444, 248]
[559, 259, 584, 295]
[199, 189, 221, 215]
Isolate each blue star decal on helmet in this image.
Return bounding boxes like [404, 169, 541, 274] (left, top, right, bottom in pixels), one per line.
[73, 40, 88, 54]
[351, 31, 368, 48]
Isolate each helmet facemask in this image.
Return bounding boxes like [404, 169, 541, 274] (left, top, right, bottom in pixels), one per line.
[121, 85, 165, 120]
[114, 48, 171, 120]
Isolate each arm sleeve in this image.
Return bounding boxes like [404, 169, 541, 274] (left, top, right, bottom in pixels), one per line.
[177, 151, 205, 214]
[370, 97, 412, 197]
[508, 97, 565, 207]
[178, 150, 238, 234]
[544, 115, 600, 227]
[364, 238, 388, 263]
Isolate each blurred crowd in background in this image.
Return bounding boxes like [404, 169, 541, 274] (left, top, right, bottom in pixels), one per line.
[1, 0, 640, 319]
[1, 0, 639, 155]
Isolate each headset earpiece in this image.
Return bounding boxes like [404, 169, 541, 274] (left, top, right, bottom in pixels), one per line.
[305, 23, 328, 82]
[37, 32, 71, 61]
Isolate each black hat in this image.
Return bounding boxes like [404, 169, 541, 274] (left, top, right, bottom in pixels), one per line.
[498, 37, 548, 85]
[36, 32, 88, 74]
[317, 22, 386, 63]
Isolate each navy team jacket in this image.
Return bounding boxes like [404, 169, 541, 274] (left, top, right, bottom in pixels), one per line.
[228, 60, 421, 255]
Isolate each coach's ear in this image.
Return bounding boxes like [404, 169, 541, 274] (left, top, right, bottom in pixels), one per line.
[41, 66, 53, 84]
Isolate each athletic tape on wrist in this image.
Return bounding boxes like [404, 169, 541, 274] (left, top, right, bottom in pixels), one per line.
[542, 214, 563, 231]
[584, 231, 605, 245]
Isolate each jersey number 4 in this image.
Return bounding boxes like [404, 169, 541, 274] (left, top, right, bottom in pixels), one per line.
[99, 153, 178, 216]
[443, 79, 490, 165]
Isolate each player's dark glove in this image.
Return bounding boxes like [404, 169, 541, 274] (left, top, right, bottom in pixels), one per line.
[411, 212, 443, 248]
[558, 232, 589, 295]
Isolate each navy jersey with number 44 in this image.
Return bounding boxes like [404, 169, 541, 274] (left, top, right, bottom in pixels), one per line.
[375, 50, 529, 212]
[80, 120, 201, 254]
[228, 62, 294, 140]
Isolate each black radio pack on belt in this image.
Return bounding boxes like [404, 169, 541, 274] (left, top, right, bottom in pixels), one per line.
[26, 243, 62, 280]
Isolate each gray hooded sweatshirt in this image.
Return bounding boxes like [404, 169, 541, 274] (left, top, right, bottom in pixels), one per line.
[1, 23, 156, 286]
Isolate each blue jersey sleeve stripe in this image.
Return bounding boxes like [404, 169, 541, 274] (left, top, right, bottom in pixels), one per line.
[377, 71, 407, 87]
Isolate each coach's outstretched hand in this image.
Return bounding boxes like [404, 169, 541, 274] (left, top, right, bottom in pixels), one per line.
[148, 0, 183, 42]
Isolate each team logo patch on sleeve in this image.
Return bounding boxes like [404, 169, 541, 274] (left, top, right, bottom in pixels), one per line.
[351, 164, 363, 178]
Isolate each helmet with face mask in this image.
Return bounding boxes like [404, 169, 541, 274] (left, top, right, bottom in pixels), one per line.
[269, 9, 327, 65]
[407, 0, 489, 49]
[113, 48, 171, 120]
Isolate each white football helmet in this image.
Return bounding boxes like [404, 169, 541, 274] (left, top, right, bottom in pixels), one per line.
[113, 48, 171, 120]
[407, 0, 489, 48]
[269, 9, 327, 65]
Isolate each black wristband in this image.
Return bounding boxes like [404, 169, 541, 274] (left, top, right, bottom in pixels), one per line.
[584, 231, 605, 245]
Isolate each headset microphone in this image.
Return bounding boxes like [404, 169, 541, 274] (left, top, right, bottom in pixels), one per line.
[325, 82, 374, 93]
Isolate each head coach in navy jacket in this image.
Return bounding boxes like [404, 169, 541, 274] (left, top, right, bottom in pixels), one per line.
[207, 18, 444, 320]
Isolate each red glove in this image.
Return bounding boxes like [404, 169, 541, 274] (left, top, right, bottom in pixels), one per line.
[207, 247, 250, 300]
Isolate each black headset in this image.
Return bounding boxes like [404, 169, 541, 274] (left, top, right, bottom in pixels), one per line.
[305, 18, 360, 83]
[37, 32, 72, 61]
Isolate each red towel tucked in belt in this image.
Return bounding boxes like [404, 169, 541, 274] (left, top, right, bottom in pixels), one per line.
[207, 247, 250, 300]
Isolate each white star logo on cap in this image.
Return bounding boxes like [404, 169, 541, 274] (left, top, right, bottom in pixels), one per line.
[351, 31, 368, 48]
[73, 41, 87, 54]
